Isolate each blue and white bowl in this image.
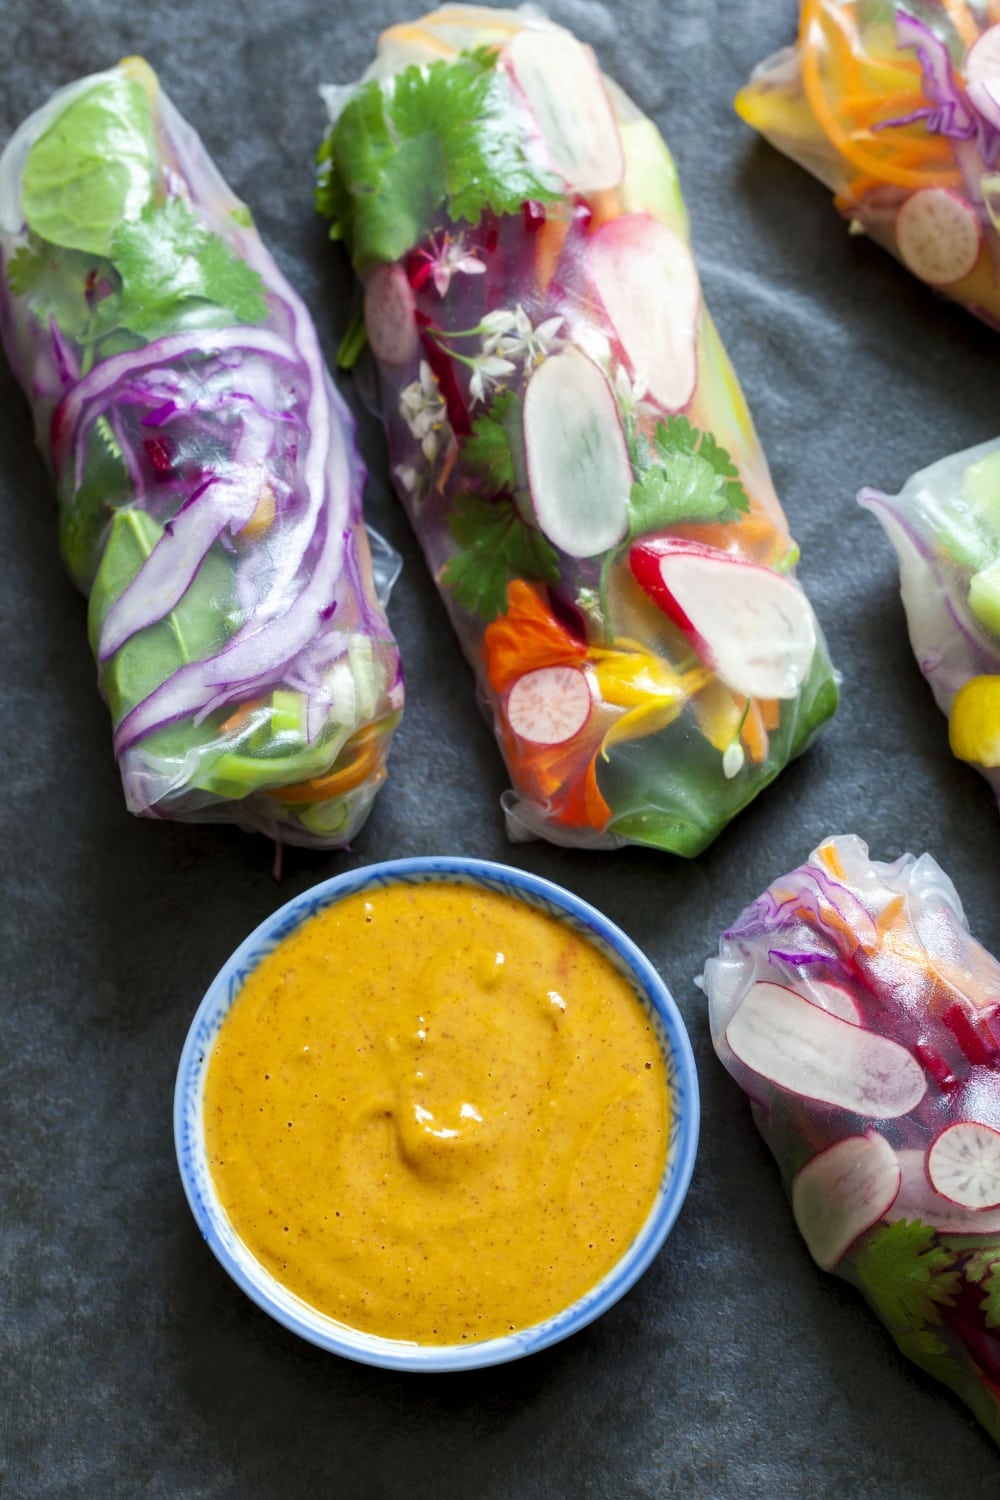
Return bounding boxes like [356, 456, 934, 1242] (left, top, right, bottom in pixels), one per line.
[174, 856, 699, 1371]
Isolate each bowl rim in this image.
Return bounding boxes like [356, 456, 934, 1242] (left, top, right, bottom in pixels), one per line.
[174, 854, 699, 1372]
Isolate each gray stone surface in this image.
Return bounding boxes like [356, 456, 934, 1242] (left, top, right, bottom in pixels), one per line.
[1, 0, 999, 1494]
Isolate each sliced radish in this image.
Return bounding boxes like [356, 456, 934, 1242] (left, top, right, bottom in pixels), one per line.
[586, 214, 699, 413]
[888, 1148, 1000, 1234]
[965, 24, 1000, 86]
[522, 347, 631, 558]
[895, 188, 982, 288]
[725, 981, 926, 1119]
[791, 1132, 901, 1271]
[803, 978, 863, 1026]
[364, 263, 418, 366]
[503, 29, 624, 193]
[629, 539, 817, 700]
[506, 664, 592, 745]
[927, 1121, 1000, 1210]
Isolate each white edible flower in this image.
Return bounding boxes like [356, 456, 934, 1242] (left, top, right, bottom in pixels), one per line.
[614, 365, 659, 422]
[467, 352, 516, 406]
[484, 303, 564, 367]
[399, 360, 449, 460]
[416, 232, 487, 298]
[722, 741, 745, 780]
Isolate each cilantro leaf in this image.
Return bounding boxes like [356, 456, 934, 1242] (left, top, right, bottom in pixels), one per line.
[98, 198, 266, 341]
[317, 49, 558, 268]
[854, 1220, 959, 1332]
[442, 493, 560, 620]
[462, 390, 522, 495]
[5, 236, 101, 340]
[893, 1328, 966, 1386]
[965, 1248, 1000, 1328]
[626, 415, 750, 538]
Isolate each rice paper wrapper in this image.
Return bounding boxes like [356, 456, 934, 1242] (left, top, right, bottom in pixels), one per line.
[705, 833, 1000, 1445]
[737, 1, 1000, 330]
[860, 437, 1000, 806]
[318, 4, 838, 857]
[0, 58, 403, 848]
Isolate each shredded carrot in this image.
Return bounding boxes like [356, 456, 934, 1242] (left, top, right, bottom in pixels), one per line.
[737, 697, 769, 764]
[535, 216, 570, 292]
[586, 188, 622, 230]
[267, 724, 384, 804]
[239, 483, 276, 541]
[219, 697, 267, 737]
[816, 841, 846, 880]
[670, 510, 788, 560]
[798, 0, 964, 188]
[939, 0, 981, 49]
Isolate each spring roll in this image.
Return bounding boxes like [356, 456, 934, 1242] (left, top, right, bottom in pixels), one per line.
[738, 1, 1000, 327]
[860, 438, 1000, 804]
[317, 6, 838, 856]
[704, 834, 1000, 1446]
[0, 59, 403, 847]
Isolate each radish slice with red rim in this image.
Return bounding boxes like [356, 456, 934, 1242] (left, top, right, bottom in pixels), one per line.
[364, 264, 418, 366]
[629, 539, 817, 700]
[503, 29, 624, 193]
[803, 978, 863, 1026]
[506, 664, 592, 745]
[725, 980, 927, 1119]
[965, 23, 1000, 87]
[888, 1148, 1000, 1234]
[792, 1132, 901, 1270]
[896, 188, 982, 288]
[927, 1121, 1000, 1210]
[587, 214, 699, 413]
[522, 346, 630, 558]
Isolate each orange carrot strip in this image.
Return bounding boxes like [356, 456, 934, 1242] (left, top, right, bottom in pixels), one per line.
[939, 0, 981, 49]
[798, 0, 964, 187]
[267, 725, 383, 804]
[738, 697, 769, 764]
[817, 841, 847, 880]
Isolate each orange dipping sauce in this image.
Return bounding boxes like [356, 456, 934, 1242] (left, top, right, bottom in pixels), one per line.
[204, 880, 669, 1344]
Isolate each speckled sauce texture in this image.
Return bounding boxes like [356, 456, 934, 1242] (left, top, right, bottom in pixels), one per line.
[204, 882, 668, 1343]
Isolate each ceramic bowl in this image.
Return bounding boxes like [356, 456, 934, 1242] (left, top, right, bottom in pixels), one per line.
[174, 856, 699, 1371]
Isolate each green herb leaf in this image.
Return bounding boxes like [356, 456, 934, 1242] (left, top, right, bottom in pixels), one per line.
[893, 1328, 966, 1386]
[5, 236, 103, 341]
[965, 1248, 1000, 1328]
[317, 49, 558, 268]
[854, 1220, 960, 1332]
[442, 492, 560, 620]
[462, 389, 521, 495]
[627, 415, 750, 538]
[22, 75, 156, 256]
[97, 197, 266, 341]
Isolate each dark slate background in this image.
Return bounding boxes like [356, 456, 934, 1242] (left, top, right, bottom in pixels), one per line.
[2, 1, 999, 1494]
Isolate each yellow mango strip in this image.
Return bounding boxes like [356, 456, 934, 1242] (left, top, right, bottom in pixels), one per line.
[692, 679, 743, 752]
[238, 483, 276, 541]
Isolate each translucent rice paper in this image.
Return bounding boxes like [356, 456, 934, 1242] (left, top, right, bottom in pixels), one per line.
[0, 58, 403, 847]
[860, 437, 1000, 804]
[737, 1, 1000, 329]
[704, 833, 1000, 1446]
[317, 5, 838, 856]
